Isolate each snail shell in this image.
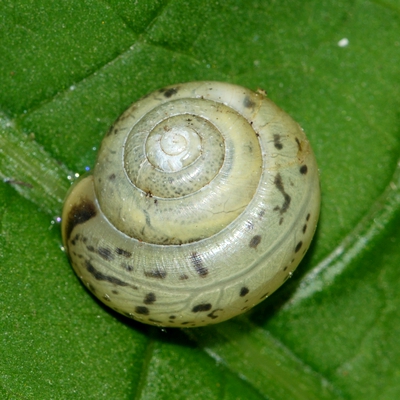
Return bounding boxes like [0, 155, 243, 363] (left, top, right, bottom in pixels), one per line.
[61, 81, 320, 328]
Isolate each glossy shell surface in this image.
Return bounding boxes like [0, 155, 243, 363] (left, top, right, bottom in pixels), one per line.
[61, 81, 320, 327]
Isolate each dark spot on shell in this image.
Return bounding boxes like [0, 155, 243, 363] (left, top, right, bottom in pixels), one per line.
[300, 165, 308, 174]
[181, 321, 191, 325]
[283, 266, 288, 271]
[179, 274, 189, 280]
[306, 213, 311, 221]
[279, 217, 284, 225]
[98, 247, 114, 261]
[169, 315, 176, 319]
[241, 306, 249, 311]
[190, 252, 208, 277]
[86, 261, 129, 286]
[144, 269, 167, 279]
[106, 123, 119, 137]
[121, 263, 134, 272]
[143, 211, 152, 228]
[240, 287, 249, 297]
[109, 173, 116, 181]
[87, 282, 96, 293]
[135, 306, 149, 315]
[86, 245, 95, 252]
[260, 292, 269, 299]
[245, 220, 254, 230]
[184, 237, 202, 244]
[160, 87, 178, 98]
[295, 241, 303, 253]
[302, 224, 307, 233]
[207, 309, 222, 319]
[149, 318, 162, 323]
[295, 137, 302, 151]
[273, 134, 283, 150]
[112, 290, 118, 294]
[192, 303, 212, 312]
[65, 198, 96, 240]
[143, 293, 156, 305]
[243, 96, 255, 108]
[274, 173, 291, 214]
[116, 248, 132, 258]
[249, 235, 261, 249]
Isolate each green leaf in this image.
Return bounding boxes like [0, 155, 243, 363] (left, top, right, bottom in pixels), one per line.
[1, 0, 400, 399]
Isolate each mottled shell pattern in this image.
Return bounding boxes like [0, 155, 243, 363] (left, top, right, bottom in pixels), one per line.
[61, 81, 320, 328]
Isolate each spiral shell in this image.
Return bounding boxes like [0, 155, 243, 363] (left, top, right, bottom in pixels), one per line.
[61, 81, 320, 328]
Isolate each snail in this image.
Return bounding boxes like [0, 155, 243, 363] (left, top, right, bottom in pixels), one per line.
[61, 81, 320, 328]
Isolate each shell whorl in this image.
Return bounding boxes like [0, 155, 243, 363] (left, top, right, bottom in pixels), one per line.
[61, 81, 320, 328]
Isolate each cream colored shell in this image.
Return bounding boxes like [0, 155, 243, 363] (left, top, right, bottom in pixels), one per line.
[61, 81, 320, 328]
